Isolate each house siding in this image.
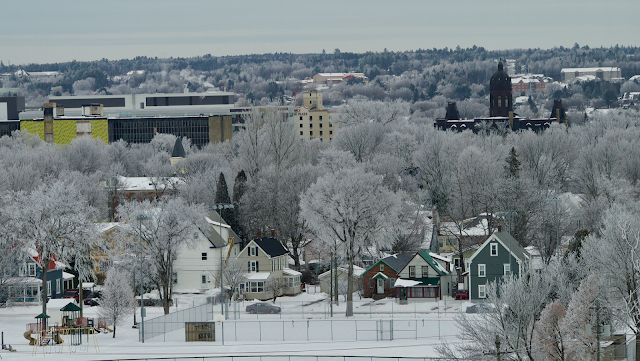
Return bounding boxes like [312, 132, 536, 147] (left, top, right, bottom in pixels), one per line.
[469, 240, 519, 299]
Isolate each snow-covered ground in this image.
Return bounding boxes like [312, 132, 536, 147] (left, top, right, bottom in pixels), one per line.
[0, 290, 466, 360]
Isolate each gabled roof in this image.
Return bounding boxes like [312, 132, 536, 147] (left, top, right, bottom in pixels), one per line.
[200, 211, 240, 248]
[417, 251, 449, 276]
[251, 237, 288, 258]
[364, 253, 413, 275]
[467, 231, 530, 264]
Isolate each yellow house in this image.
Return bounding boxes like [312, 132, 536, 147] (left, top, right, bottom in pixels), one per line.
[295, 91, 336, 142]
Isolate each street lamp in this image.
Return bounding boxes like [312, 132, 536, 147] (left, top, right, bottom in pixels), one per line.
[215, 203, 234, 318]
[136, 214, 149, 343]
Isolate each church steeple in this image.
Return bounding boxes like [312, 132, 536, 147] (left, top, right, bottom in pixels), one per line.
[490, 60, 512, 117]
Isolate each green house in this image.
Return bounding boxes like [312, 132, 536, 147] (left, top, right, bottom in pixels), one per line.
[466, 232, 530, 300]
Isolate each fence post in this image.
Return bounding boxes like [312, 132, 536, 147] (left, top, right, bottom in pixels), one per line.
[302, 301, 304, 319]
[331, 320, 333, 341]
[222, 320, 225, 345]
[282, 320, 285, 341]
[355, 320, 358, 341]
[259, 321, 262, 341]
[307, 320, 309, 341]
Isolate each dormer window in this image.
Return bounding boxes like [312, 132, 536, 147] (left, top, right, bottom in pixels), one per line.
[249, 246, 257, 256]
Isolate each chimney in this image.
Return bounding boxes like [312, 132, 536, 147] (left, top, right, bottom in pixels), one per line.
[257, 230, 262, 239]
[498, 225, 502, 232]
[270, 229, 276, 238]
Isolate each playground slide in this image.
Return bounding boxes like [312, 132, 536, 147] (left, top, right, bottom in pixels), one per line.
[24, 331, 36, 345]
[105, 326, 113, 333]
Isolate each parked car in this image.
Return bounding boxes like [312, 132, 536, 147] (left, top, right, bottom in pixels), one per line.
[455, 289, 469, 300]
[246, 302, 281, 314]
[62, 289, 91, 303]
[84, 294, 99, 306]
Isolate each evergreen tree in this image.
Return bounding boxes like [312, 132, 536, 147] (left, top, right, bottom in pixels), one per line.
[229, 170, 248, 241]
[214, 172, 234, 230]
[504, 147, 521, 179]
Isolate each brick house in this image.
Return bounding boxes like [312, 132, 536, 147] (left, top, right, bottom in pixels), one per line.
[361, 253, 412, 299]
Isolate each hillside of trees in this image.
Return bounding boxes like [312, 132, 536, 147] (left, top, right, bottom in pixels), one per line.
[2, 45, 640, 122]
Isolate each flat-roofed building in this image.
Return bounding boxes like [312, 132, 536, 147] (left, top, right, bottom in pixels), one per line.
[295, 91, 336, 142]
[561, 67, 621, 82]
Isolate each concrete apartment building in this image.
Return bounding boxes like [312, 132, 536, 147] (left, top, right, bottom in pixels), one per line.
[561, 67, 622, 82]
[295, 91, 336, 142]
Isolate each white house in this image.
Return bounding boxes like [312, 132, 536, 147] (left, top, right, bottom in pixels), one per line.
[172, 212, 241, 293]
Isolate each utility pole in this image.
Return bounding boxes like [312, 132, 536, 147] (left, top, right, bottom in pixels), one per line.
[329, 252, 333, 317]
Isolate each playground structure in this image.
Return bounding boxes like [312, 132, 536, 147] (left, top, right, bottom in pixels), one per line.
[24, 301, 101, 355]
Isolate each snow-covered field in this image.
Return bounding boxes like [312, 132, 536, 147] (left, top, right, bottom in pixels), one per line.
[0, 291, 466, 360]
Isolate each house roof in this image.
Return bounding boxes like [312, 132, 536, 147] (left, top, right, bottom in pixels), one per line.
[372, 272, 388, 280]
[394, 278, 422, 287]
[318, 265, 365, 279]
[364, 253, 413, 275]
[467, 231, 530, 264]
[245, 272, 271, 280]
[283, 268, 302, 276]
[201, 211, 240, 248]
[252, 237, 288, 258]
[417, 251, 449, 276]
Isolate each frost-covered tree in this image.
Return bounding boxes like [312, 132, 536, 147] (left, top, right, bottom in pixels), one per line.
[438, 272, 551, 360]
[300, 166, 400, 316]
[336, 98, 410, 125]
[561, 274, 599, 360]
[98, 267, 135, 338]
[117, 198, 206, 314]
[533, 300, 568, 360]
[1, 180, 97, 316]
[581, 203, 640, 358]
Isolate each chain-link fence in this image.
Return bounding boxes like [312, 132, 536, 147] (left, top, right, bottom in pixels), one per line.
[142, 296, 461, 341]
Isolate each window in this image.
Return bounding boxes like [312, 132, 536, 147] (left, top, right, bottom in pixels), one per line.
[56, 279, 60, 294]
[329, 131, 333, 135]
[249, 246, 257, 256]
[329, 122, 333, 127]
[379, 264, 384, 271]
[319, 123, 323, 128]
[454, 258, 461, 269]
[47, 281, 51, 296]
[389, 278, 396, 287]
[319, 116, 323, 120]
[490, 243, 498, 256]
[249, 260, 259, 272]
[310, 123, 313, 128]
[422, 266, 429, 278]
[271, 259, 275, 272]
[478, 285, 486, 298]
[498, 96, 502, 107]
[201, 275, 207, 284]
[300, 131, 303, 135]
[309, 116, 313, 121]
[320, 131, 323, 136]
[299, 123, 303, 127]
[173, 272, 178, 284]
[409, 266, 416, 278]
[310, 131, 313, 136]
[504, 263, 511, 275]
[299, 116, 302, 121]
[250, 281, 264, 293]
[28, 263, 36, 276]
[478, 264, 486, 277]
[202, 252, 207, 260]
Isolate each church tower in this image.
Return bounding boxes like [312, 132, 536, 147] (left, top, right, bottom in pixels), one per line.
[489, 61, 513, 117]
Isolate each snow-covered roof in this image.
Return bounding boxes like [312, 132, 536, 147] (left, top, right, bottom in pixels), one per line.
[630, 75, 640, 82]
[119, 176, 183, 192]
[394, 278, 422, 288]
[245, 272, 271, 280]
[430, 253, 451, 264]
[372, 272, 388, 280]
[318, 265, 365, 278]
[283, 268, 302, 276]
[47, 298, 76, 309]
[205, 217, 231, 229]
[96, 222, 119, 233]
[62, 272, 75, 280]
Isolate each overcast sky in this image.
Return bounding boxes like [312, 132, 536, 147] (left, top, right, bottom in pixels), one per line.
[1, 0, 637, 66]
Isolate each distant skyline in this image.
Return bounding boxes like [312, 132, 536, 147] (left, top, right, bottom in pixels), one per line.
[1, 0, 637, 66]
